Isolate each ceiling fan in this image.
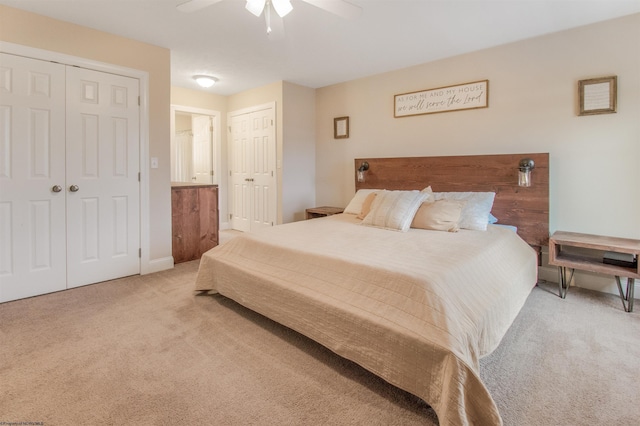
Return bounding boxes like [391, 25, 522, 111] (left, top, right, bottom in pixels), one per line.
[177, 0, 362, 35]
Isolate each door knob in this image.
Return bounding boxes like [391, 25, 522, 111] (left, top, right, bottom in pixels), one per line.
[69, 184, 80, 192]
[51, 185, 62, 193]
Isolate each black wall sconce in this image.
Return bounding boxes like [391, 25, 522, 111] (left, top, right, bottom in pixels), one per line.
[357, 161, 369, 183]
[518, 158, 535, 187]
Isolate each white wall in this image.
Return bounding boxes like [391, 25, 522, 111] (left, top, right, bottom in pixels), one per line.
[282, 82, 316, 222]
[315, 14, 639, 295]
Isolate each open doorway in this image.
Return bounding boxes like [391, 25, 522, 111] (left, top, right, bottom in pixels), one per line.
[170, 105, 221, 185]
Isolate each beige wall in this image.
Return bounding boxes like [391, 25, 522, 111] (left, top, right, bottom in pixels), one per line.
[316, 13, 640, 241]
[0, 5, 173, 266]
[282, 82, 316, 222]
[315, 13, 639, 295]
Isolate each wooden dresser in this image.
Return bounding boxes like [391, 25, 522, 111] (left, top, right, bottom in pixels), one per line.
[171, 183, 219, 264]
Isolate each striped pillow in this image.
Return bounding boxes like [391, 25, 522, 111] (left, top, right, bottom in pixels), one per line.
[361, 190, 429, 231]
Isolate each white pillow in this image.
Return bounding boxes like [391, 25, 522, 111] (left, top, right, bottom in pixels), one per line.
[432, 191, 496, 231]
[344, 189, 380, 215]
[362, 190, 429, 232]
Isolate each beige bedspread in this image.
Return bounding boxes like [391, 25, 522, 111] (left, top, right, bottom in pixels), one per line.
[195, 214, 537, 425]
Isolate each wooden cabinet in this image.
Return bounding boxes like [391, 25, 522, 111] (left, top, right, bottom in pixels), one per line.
[171, 184, 219, 264]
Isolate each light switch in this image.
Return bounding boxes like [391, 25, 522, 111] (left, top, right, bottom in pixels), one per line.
[151, 157, 159, 169]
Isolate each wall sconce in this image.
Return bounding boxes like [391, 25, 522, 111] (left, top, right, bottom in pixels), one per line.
[518, 158, 535, 187]
[357, 161, 369, 183]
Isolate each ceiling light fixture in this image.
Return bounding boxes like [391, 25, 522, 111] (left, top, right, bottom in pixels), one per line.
[193, 75, 217, 88]
[246, 0, 292, 18]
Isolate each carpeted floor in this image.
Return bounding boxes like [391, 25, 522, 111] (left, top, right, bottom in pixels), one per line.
[0, 261, 638, 425]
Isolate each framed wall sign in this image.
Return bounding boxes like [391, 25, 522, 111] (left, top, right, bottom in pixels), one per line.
[579, 76, 617, 116]
[334, 116, 349, 139]
[394, 80, 488, 118]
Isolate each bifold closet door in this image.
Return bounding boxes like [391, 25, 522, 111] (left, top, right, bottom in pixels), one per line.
[0, 54, 68, 302]
[0, 53, 141, 303]
[65, 66, 140, 288]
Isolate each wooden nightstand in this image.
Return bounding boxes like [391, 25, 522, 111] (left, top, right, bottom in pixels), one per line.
[305, 206, 345, 220]
[548, 231, 640, 312]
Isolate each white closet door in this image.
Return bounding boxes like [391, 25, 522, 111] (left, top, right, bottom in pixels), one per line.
[65, 66, 140, 288]
[229, 106, 276, 233]
[230, 113, 251, 232]
[0, 54, 67, 303]
[248, 108, 276, 231]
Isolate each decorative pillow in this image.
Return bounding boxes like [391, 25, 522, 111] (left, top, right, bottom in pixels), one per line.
[362, 190, 428, 232]
[344, 189, 380, 215]
[432, 192, 496, 231]
[411, 200, 465, 232]
[357, 191, 378, 219]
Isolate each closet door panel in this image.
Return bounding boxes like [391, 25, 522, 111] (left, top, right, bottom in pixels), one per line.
[65, 66, 140, 288]
[0, 53, 66, 303]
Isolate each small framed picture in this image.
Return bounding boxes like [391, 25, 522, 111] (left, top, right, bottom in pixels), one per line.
[334, 116, 349, 139]
[579, 76, 617, 116]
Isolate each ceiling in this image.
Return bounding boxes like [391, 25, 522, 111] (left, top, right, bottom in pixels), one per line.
[2, 0, 639, 96]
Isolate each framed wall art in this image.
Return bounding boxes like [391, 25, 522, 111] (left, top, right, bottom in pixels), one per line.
[334, 116, 349, 139]
[394, 80, 488, 118]
[578, 76, 617, 116]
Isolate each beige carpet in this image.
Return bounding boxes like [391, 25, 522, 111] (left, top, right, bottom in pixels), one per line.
[1, 261, 638, 425]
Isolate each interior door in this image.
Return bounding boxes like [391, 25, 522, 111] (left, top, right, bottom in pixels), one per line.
[229, 106, 276, 232]
[230, 113, 251, 232]
[192, 114, 212, 184]
[0, 53, 67, 302]
[65, 66, 140, 288]
[248, 108, 276, 231]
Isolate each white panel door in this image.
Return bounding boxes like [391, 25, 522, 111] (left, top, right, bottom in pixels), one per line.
[65, 66, 140, 288]
[0, 53, 67, 303]
[230, 113, 251, 232]
[249, 108, 276, 231]
[229, 106, 276, 233]
[192, 114, 212, 184]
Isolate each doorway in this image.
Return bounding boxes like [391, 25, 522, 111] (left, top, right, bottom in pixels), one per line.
[170, 105, 221, 186]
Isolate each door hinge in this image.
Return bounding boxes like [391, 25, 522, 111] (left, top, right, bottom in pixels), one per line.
[138, 248, 141, 258]
[210, 170, 214, 176]
[271, 171, 274, 177]
[138, 172, 141, 182]
[229, 213, 233, 220]
[271, 222, 274, 226]
[138, 96, 140, 106]
[229, 170, 232, 177]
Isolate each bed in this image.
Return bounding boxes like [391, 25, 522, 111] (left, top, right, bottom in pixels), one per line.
[195, 153, 549, 426]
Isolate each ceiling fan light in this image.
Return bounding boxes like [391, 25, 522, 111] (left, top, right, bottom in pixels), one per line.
[272, 0, 292, 17]
[193, 75, 217, 88]
[246, 0, 266, 17]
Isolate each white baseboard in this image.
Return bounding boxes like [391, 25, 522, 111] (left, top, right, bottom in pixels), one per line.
[141, 256, 174, 275]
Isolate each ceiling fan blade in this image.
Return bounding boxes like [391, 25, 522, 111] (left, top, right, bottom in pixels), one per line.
[246, 0, 266, 17]
[176, 0, 224, 13]
[300, 0, 362, 20]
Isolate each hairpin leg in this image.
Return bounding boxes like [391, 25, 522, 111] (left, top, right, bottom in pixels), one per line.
[615, 276, 635, 312]
[557, 266, 573, 299]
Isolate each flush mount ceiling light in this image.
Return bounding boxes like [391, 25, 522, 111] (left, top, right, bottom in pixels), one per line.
[193, 75, 217, 88]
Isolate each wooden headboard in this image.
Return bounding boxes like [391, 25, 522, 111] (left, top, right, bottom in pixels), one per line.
[354, 153, 549, 249]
